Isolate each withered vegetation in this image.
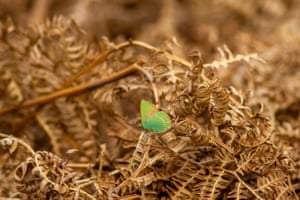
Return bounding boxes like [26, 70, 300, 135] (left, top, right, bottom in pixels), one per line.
[0, 4, 299, 200]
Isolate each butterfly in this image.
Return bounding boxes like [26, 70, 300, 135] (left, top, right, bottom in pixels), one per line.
[140, 100, 171, 133]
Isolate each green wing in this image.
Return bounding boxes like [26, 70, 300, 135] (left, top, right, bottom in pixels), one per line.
[140, 100, 158, 129]
[144, 111, 171, 133]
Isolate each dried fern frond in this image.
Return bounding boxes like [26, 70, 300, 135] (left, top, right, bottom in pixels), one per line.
[209, 76, 230, 126]
[0, 15, 298, 199]
[193, 83, 211, 116]
[193, 167, 233, 199]
[227, 181, 254, 200]
[236, 143, 280, 176]
[173, 94, 194, 118]
[204, 45, 265, 69]
[175, 118, 209, 146]
[255, 170, 298, 200]
[166, 161, 205, 199]
[14, 151, 77, 199]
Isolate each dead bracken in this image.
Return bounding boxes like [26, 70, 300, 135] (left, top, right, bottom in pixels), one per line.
[0, 1, 300, 199]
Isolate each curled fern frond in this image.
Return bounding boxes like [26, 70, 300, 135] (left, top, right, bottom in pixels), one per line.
[193, 82, 210, 115]
[173, 94, 193, 118]
[14, 151, 77, 199]
[175, 118, 209, 146]
[188, 50, 203, 81]
[175, 118, 199, 137]
[209, 77, 230, 126]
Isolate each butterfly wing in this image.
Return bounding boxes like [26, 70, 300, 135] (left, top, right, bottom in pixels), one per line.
[140, 100, 158, 129]
[146, 111, 171, 133]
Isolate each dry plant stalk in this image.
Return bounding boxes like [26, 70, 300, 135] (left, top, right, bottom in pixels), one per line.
[0, 16, 298, 200]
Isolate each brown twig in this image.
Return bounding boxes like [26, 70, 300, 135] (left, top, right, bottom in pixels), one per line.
[0, 62, 141, 116]
[63, 41, 133, 87]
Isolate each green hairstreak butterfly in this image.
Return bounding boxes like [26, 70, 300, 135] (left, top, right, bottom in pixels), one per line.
[140, 100, 171, 133]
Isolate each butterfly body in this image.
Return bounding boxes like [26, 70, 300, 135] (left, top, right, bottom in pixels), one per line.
[140, 100, 171, 133]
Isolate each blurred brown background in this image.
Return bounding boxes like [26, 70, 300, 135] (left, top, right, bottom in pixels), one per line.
[1, 0, 299, 60]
